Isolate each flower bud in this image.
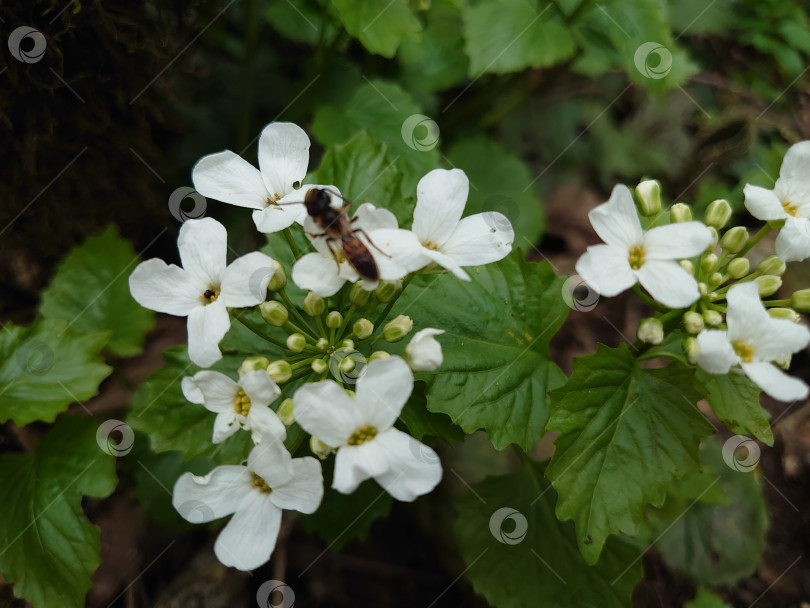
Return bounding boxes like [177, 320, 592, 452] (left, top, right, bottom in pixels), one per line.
[756, 275, 782, 297]
[311, 358, 328, 374]
[700, 253, 719, 274]
[260, 301, 288, 327]
[708, 272, 724, 290]
[683, 311, 704, 334]
[349, 281, 371, 306]
[341, 339, 354, 350]
[375, 279, 402, 303]
[277, 398, 295, 426]
[637, 318, 664, 345]
[268, 260, 286, 291]
[756, 255, 786, 277]
[339, 356, 356, 374]
[635, 180, 662, 216]
[405, 328, 445, 371]
[698, 282, 708, 296]
[353, 318, 374, 339]
[684, 337, 700, 365]
[383, 315, 413, 342]
[286, 333, 307, 353]
[670, 203, 692, 223]
[679, 260, 694, 275]
[238, 356, 270, 377]
[303, 291, 325, 316]
[720, 226, 748, 253]
[310, 436, 333, 460]
[707, 227, 719, 249]
[791, 288, 810, 313]
[705, 199, 732, 229]
[267, 360, 292, 383]
[326, 311, 343, 329]
[774, 355, 792, 370]
[316, 337, 329, 351]
[769, 307, 801, 322]
[703, 310, 722, 326]
[369, 350, 391, 362]
[727, 257, 750, 279]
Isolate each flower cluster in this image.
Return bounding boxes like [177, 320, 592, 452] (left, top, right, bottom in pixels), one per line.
[129, 121, 515, 570]
[576, 143, 810, 401]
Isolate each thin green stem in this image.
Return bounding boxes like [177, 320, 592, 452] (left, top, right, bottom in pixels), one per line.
[633, 284, 667, 313]
[233, 314, 288, 350]
[764, 298, 791, 307]
[283, 228, 301, 259]
[735, 224, 773, 258]
[278, 289, 314, 332]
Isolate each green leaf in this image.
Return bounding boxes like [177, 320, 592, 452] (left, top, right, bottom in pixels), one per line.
[398, 380, 463, 442]
[301, 458, 392, 550]
[463, 0, 576, 76]
[546, 343, 714, 563]
[40, 225, 155, 357]
[0, 319, 112, 426]
[331, 0, 421, 58]
[454, 462, 642, 608]
[265, 0, 337, 45]
[446, 135, 546, 247]
[397, 251, 569, 450]
[695, 369, 773, 446]
[0, 415, 117, 608]
[685, 587, 733, 608]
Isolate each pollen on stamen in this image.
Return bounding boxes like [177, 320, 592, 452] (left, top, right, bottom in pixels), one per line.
[347, 424, 377, 446]
[782, 200, 799, 217]
[200, 284, 220, 303]
[234, 388, 251, 416]
[732, 340, 755, 362]
[250, 472, 273, 493]
[628, 246, 645, 270]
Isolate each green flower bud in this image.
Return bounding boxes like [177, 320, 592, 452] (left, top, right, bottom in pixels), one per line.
[260, 301, 288, 327]
[769, 307, 801, 322]
[774, 355, 792, 370]
[756, 254, 786, 277]
[698, 282, 708, 296]
[286, 333, 307, 353]
[684, 337, 700, 365]
[727, 257, 750, 279]
[756, 275, 782, 297]
[375, 279, 402, 303]
[679, 260, 695, 276]
[238, 356, 270, 377]
[303, 291, 325, 316]
[349, 281, 371, 306]
[339, 356, 356, 374]
[708, 272, 724, 290]
[268, 260, 286, 291]
[277, 398, 295, 426]
[637, 318, 664, 345]
[310, 436, 333, 460]
[352, 319, 374, 340]
[383, 315, 413, 342]
[703, 310, 722, 326]
[683, 311, 704, 334]
[705, 199, 732, 229]
[635, 179, 662, 216]
[720, 226, 748, 253]
[311, 358, 328, 374]
[369, 350, 391, 362]
[316, 337, 329, 351]
[707, 227, 719, 250]
[267, 360, 292, 383]
[790, 288, 810, 313]
[700, 253, 719, 274]
[326, 311, 343, 329]
[670, 203, 692, 223]
[341, 339, 355, 350]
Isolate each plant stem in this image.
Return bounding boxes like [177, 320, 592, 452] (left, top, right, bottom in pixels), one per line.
[233, 313, 288, 350]
[735, 224, 773, 258]
[373, 274, 414, 326]
[283, 228, 301, 259]
[633, 284, 667, 313]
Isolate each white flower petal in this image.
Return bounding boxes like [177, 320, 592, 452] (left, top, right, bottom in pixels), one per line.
[420, 247, 470, 280]
[129, 259, 204, 316]
[743, 184, 786, 221]
[247, 406, 287, 444]
[695, 329, 737, 374]
[353, 202, 398, 232]
[588, 184, 643, 248]
[212, 410, 240, 443]
[440, 213, 514, 266]
[252, 204, 303, 234]
[777, 141, 810, 196]
[574, 244, 636, 297]
[355, 357, 414, 431]
[257, 122, 310, 198]
[181, 376, 205, 404]
[332, 441, 389, 495]
[752, 317, 810, 361]
[291, 252, 347, 297]
[186, 370, 238, 411]
[177, 218, 228, 285]
[191, 150, 269, 210]
[742, 360, 809, 402]
[367, 228, 432, 277]
[726, 282, 769, 343]
[405, 328, 445, 371]
[636, 260, 700, 308]
[240, 370, 281, 407]
[269, 457, 324, 514]
[186, 298, 229, 367]
[775, 216, 810, 262]
[172, 466, 251, 522]
[293, 380, 360, 447]
[412, 168, 469, 245]
[214, 491, 281, 571]
[221, 251, 276, 307]
[643, 222, 713, 260]
[372, 429, 442, 502]
[247, 441, 294, 486]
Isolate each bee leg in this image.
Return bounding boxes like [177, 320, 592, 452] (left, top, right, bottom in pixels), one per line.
[325, 238, 342, 274]
[354, 228, 392, 258]
[306, 230, 328, 239]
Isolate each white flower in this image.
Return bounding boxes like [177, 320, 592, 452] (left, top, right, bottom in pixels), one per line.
[744, 141, 810, 262]
[192, 121, 334, 234]
[292, 357, 442, 501]
[292, 199, 420, 297]
[696, 282, 810, 401]
[405, 328, 445, 371]
[172, 443, 322, 571]
[181, 370, 286, 445]
[129, 218, 274, 367]
[576, 184, 714, 308]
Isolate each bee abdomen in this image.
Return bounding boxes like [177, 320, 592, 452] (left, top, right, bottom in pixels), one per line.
[343, 238, 379, 281]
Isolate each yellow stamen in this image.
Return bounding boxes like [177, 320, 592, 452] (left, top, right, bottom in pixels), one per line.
[782, 200, 799, 217]
[732, 340, 754, 363]
[347, 424, 378, 446]
[234, 388, 251, 416]
[423, 240, 439, 251]
[628, 246, 645, 270]
[200, 283, 220, 304]
[250, 472, 272, 493]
